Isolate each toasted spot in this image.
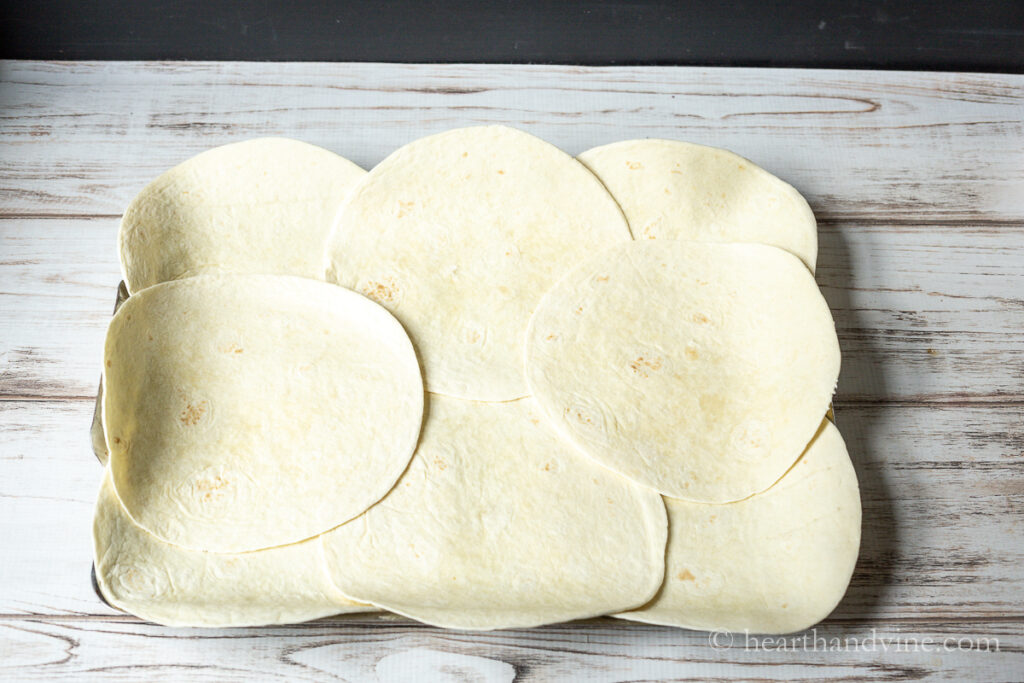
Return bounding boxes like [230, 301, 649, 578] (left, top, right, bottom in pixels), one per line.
[574, 306, 584, 315]
[362, 277, 399, 304]
[692, 312, 710, 324]
[596, 275, 609, 282]
[219, 343, 244, 354]
[195, 474, 230, 503]
[180, 401, 207, 426]
[626, 161, 643, 170]
[461, 152, 468, 158]
[927, 348, 938, 356]
[628, 356, 663, 378]
[395, 200, 415, 218]
[684, 345, 699, 360]
[112, 436, 121, 445]
[677, 569, 696, 581]
[105, 360, 112, 368]
[433, 456, 448, 471]
[497, 169, 505, 175]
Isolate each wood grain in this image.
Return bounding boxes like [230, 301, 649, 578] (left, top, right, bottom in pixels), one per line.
[0, 61, 1022, 680]
[1, 617, 1021, 682]
[1, 63, 1022, 222]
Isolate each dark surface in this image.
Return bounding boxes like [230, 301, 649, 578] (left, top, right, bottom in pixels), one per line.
[2, 0, 1023, 71]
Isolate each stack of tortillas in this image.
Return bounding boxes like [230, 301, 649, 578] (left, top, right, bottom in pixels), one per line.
[92, 128, 860, 634]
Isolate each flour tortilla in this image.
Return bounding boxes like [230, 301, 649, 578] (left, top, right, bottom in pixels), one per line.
[618, 419, 861, 634]
[103, 274, 423, 552]
[93, 471, 372, 627]
[119, 137, 366, 294]
[525, 241, 839, 503]
[579, 139, 817, 271]
[320, 395, 667, 630]
[326, 125, 631, 401]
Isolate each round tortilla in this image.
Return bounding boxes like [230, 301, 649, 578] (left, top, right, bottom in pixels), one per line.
[326, 125, 631, 401]
[578, 139, 817, 271]
[119, 137, 366, 294]
[525, 240, 839, 503]
[320, 395, 668, 630]
[104, 274, 424, 553]
[93, 471, 373, 627]
[618, 419, 861, 634]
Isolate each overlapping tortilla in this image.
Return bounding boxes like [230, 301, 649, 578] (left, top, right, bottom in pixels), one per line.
[103, 274, 423, 552]
[618, 419, 861, 634]
[320, 395, 668, 630]
[326, 125, 631, 401]
[525, 241, 839, 503]
[119, 137, 366, 293]
[579, 139, 817, 271]
[93, 471, 372, 627]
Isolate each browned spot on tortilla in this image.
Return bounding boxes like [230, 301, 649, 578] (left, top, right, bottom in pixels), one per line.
[664, 187, 671, 194]
[461, 152, 468, 157]
[433, 456, 447, 471]
[596, 275, 609, 282]
[219, 343, 244, 354]
[147, 334, 153, 341]
[677, 569, 696, 581]
[671, 169, 683, 175]
[629, 356, 663, 377]
[573, 410, 594, 425]
[497, 169, 505, 175]
[782, 603, 788, 608]
[180, 402, 207, 426]
[709, 515, 717, 522]
[626, 161, 643, 170]
[574, 306, 584, 314]
[546, 334, 558, 341]
[531, 418, 540, 425]
[696, 279, 709, 286]
[464, 329, 481, 344]
[362, 278, 398, 304]
[927, 348, 938, 356]
[685, 346, 699, 360]
[396, 200, 415, 218]
[543, 462, 552, 472]
[105, 360, 112, 367]
[692, 313, 710, 324]
[112, 436, 121, 445]
[196, 474, 230, 502]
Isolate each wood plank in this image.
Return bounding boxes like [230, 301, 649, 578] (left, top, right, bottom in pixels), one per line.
[2, 217, 1022, 402]
[1, 400, 1021, 621]
[0, 617, 1020, 682]
[1, 62, 1022, 222]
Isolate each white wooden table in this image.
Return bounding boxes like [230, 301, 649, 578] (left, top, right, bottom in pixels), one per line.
[1, 61, 1022, 681]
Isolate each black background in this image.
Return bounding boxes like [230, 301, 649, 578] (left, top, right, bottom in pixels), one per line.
[2, 0, 1022, 71]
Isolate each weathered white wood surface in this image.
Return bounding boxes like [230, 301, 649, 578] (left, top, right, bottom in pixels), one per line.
[1, 61, 1022, 681]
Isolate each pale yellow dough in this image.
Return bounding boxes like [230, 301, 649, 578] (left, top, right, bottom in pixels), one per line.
[579, 139, 817, 271]
[618, 419, 861, 634]
[103, 274, 424, 553]
[326, 125, 631, 401]
[119, 137, 366, 293]
[93, 471, 373, 627]
[525, 240, 839, 503]
[320, 395, 668, 630]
